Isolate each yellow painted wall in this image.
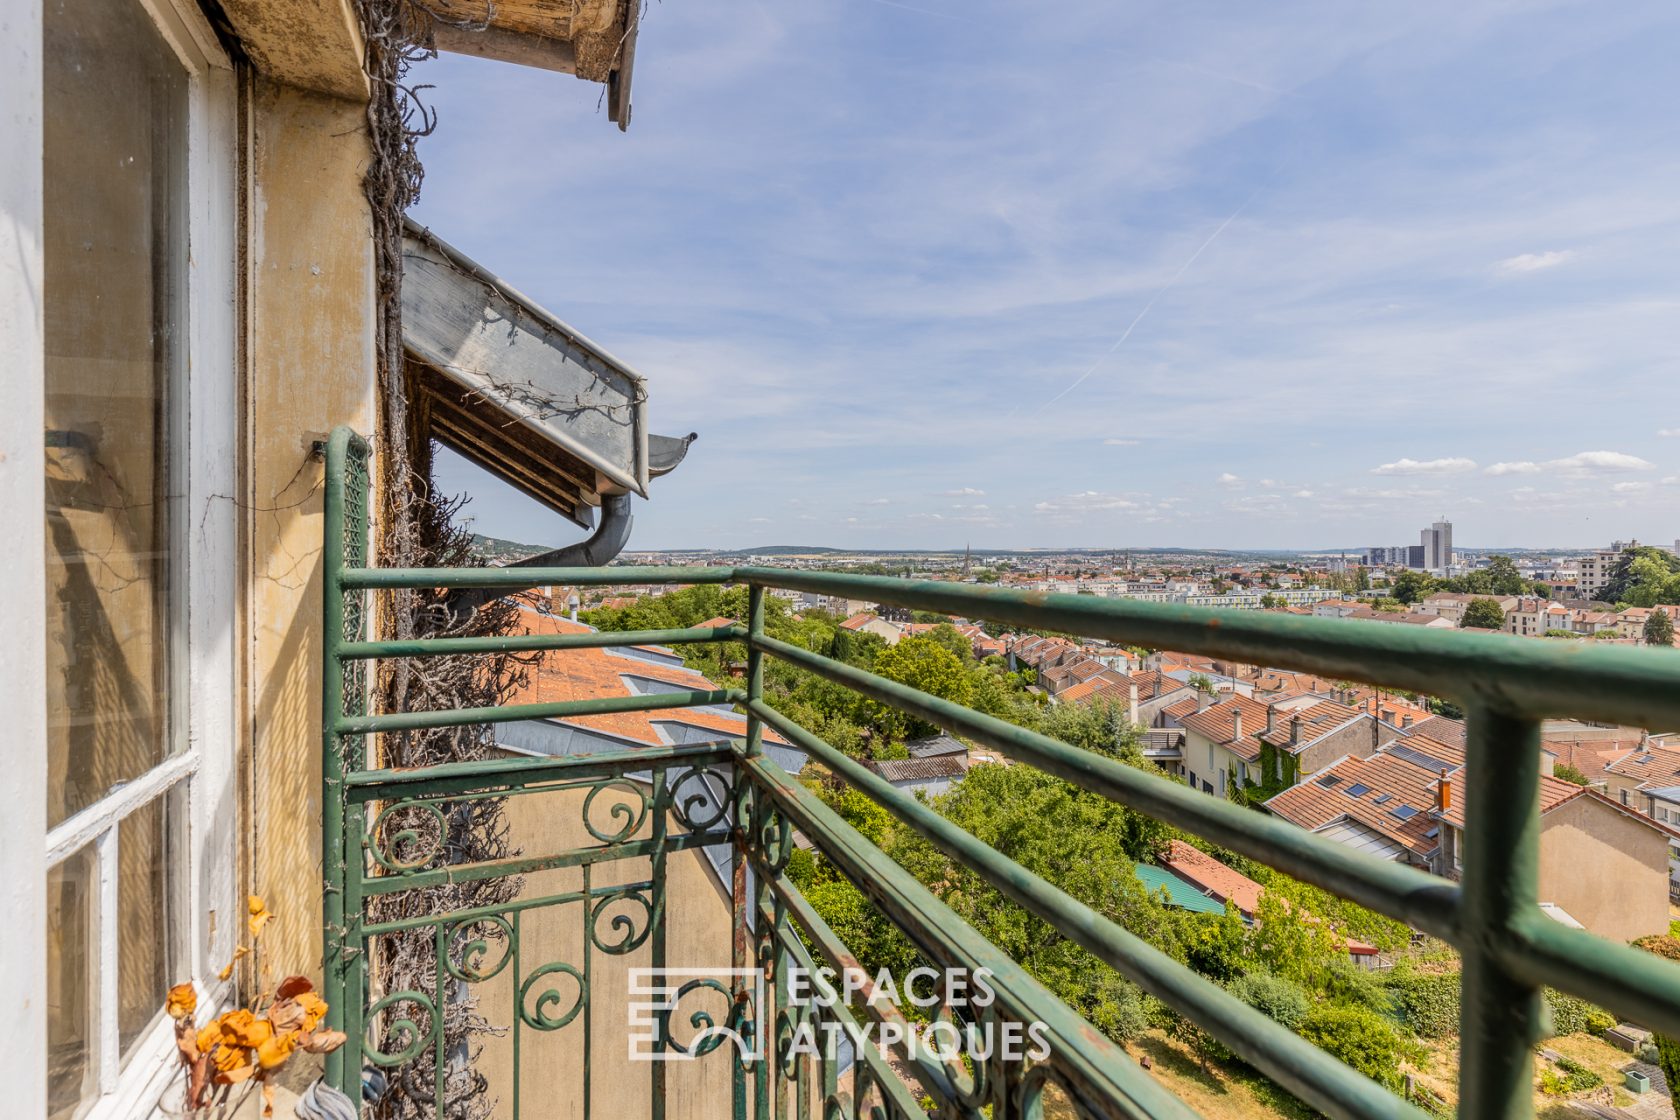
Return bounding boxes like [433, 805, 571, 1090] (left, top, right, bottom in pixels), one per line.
[1538, 796, 1670, 943]
[243, 73, 376, 981]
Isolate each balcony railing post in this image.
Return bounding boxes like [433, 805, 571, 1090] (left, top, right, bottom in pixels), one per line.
[744, 583, 765, 757]
[319, 427, 366, 1094]
[1459, 706, 1544, 1119]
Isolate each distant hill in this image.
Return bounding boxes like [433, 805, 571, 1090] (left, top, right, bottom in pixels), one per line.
[470, 533, 549, 562]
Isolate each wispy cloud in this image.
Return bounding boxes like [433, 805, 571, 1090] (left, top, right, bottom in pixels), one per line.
[1548, 450, 1655, 473]
[1485, 461, 1541, 476]
[1371, 457, 1477, 476]
[941, 487, 986, 497]
[1103, 438, 1141, 446]
[1497, 250, 1575, 274]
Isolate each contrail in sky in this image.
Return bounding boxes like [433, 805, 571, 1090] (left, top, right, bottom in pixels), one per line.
[1027, 188, 1260, 417]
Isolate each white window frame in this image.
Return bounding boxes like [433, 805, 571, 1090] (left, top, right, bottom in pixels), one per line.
[36, 0, 238, 1114]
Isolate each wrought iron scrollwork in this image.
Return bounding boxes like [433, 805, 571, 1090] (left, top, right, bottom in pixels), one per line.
[753, 797, 794, 873]
[589, 886, 654, 954]
[367, 799, 446, 873]
[582, 779, 650, 844]
[441, 914, 514, 983]
[518, 961, 586, 1031]
[364, 990, 438, 1066]
[659, 977, 737, 1058]
[669, 764, 732, 832]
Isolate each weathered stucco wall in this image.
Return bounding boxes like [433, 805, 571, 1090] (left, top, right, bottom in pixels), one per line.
[245, 74, 376, 981]
[1538, 797, 1670, 943]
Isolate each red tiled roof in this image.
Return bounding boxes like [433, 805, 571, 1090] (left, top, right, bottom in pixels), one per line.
[1266, 752, 1446, 857]
[1257, 700, 1361, 749]
[1163, 840, 1263, 916]
[1436, 769, 1581, 830]
[1543, 738, 1628, 780]
[1405, 715, 1465, 748]
[1180, 695, 1272, 763]
[1161, 695, 1201, 722]
[1059, 670, 1134, 706]
[1603, 743, 1680, 786]
[508, 609, 783, 748]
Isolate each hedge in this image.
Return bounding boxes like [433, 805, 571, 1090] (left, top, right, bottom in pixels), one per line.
[1389, 969, 1612, 1040]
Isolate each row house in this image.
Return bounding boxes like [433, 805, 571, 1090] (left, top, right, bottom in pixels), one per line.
[1266, 735, 1675, 942]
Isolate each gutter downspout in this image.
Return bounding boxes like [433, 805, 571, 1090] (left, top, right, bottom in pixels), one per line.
[450, 492, 634, 616]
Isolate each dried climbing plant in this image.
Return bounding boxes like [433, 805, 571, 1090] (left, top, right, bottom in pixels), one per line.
[352, 2, 534, 1116]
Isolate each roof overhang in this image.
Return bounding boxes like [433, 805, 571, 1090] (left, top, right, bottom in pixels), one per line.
[403, 220, 691, 529]
[427, 0, 638, 129]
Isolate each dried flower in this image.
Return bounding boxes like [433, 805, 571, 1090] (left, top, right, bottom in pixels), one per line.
[209, 1040, 253, 1083]
[267, 998, 306, 1033]
[276, 975, 313, 1001]
[247, 895, 273, 937]
[296, 991, 328, 1032]
[255, 1030, 296, 1070]
[166, 983, 197, 1021]
[218, 1008, 274, 1050]
[217, 945, 250, 981]
[297, 1028, 347, 1055]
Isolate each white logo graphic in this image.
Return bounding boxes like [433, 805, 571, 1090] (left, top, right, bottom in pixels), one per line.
[628, 968, 765, 1063]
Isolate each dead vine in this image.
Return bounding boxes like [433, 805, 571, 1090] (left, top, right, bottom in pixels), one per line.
[352, 2, 532, 1117]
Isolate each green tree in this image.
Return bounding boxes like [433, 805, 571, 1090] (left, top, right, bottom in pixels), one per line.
[922, 622, 976, 664]
[1460, 597, 1506, 630]
[870, 636, 974, 738]
[1260, 593, 1286, 610]
[1296, 1004, 1404, 1088]
[1594, 546, 1680, 606]
[1553, 763, 1591, 786]
[1484, 555, 1529, 596]
[1389, 570, 1437, 605]
[1655, 1033, 1680, 1119]
[1227, 972, 1310, 1031]
[1645, 608, 1675, 647]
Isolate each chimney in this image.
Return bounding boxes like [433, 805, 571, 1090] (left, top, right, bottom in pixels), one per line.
[568, 592, 581, 623]
[1289, 714, 1302, 746]
[1197, 690, 1213, 713]
[1128, 684, 1140, 727]
[1233, 710, 1244, 744]
[1401, 714, 1414, 729]
[1265, 705, 1277, 739]
[1437, 779, 1451, 813]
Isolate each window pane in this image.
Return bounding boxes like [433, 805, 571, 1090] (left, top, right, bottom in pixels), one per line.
[47, 847, 96, 1120]
[119, 796, 175, 1057]
[42, 0, 188, 829]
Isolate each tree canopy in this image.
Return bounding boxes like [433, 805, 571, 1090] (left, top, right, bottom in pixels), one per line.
[1598, 547, 1680, 607]
[1645, 607, 1675, 647]
[1460, 597, 1506, 630]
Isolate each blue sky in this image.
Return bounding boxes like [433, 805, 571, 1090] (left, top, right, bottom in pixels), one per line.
[413, 0, 1680, 551]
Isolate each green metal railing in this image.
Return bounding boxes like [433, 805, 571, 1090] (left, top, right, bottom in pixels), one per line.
[319, 426, 1680, 1120]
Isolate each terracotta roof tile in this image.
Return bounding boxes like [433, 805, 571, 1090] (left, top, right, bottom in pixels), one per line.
[508, 608, 783, 748]
[1180, 695, 1272, 763]
[1266, 751, 1447, 857]
[1605, 743, 1680, 786]
[1435, 770, 1581, 830]
[1163, 840, 1263, 916]
[1257, 700, 1361, 749]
